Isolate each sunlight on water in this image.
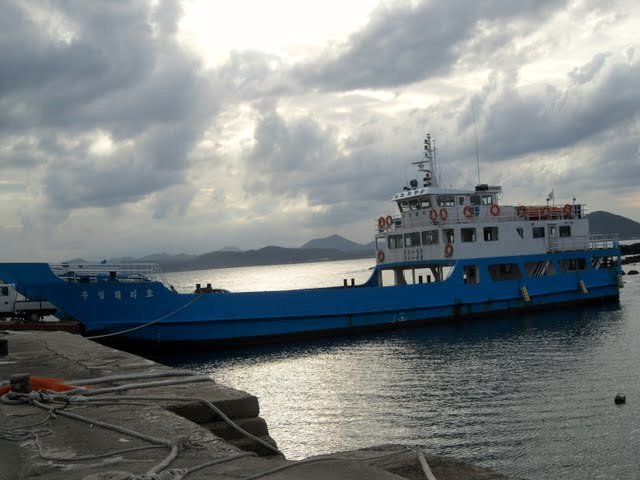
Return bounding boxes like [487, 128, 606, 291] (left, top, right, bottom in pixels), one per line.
[162, 261, 640, 480]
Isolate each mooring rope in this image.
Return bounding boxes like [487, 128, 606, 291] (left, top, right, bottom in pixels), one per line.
[85, 293, 204, 339]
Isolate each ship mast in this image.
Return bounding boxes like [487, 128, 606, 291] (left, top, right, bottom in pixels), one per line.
[413, 133, 438, 188]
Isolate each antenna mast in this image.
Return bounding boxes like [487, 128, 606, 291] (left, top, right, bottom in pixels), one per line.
[414, 133, 439, 188]
[472, 103, 480, 184]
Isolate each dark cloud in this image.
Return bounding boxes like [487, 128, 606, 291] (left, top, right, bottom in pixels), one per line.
[469, 56, 640, 162]
[0, 0, 220, 210]
[293, 0, 568, 91]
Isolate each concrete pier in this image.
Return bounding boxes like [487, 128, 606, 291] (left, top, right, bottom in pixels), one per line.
[0, 331, 521, 480]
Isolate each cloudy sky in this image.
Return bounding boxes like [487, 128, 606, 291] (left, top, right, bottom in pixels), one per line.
[1, 0, 639, 261]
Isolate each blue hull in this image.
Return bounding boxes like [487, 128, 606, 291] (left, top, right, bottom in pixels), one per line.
[0, 250, 621, 347]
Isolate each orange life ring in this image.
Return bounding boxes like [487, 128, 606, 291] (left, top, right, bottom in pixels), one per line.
[516, 205, 526, 217]
[0, 376, 82, 395]
[490, 204, 501, 216]
[463, 205, 474, 218]
[444, 242, 454, 257]
[385, 215, 393, 228]
[440, 208, 448, 221]
[563, 204, 572, 218]
[377, 216, 386, 231]
[542, 206, 551, 219]
[377, 250, 385, 262]
[429, 208, 438, 222]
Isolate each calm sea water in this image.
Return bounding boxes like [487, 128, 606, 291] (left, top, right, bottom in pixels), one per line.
[161, 259, 640, 480]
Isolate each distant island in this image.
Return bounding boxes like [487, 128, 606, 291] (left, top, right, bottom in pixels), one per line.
[69, 210, 640, 272]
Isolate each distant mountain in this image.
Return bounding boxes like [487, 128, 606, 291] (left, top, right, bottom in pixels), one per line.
[217, 246, 243, 252]
[587, 211, 640, 239]
[301, 234, 372, 251]
[172, 245, 373, 272]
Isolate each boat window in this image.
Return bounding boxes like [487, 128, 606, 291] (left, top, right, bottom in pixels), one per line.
[559, 226, 571, 237]
[559, 258, 587, 271]
[436, 195, 455, 207]
[481, 195, 493, 205]
[483, 226, 499, 241]
[398, 201, 410, 213]
[463, 265, 480, 284]
[404, 232, 421, 247]
[461, 228, 476, 243]
[516, 227, 524, 239]
[525, 260, 556, 277]
[470, 195, 481, 206]
[422, 230, 439, 245]
[488, 263, 522, 281]
[0, 286, 8, 296]
[458, 196, 465, 206]
[420, 197, 431, 209]
[387, 234, 403, 249]
[443, 228, 455, 243]
[548, 225, 557, 237]
[409, 199, 420, 211]
[532, 227, 545, 238]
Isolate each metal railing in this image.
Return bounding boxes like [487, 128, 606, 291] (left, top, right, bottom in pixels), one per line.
[375, 204, 589, 232]
[49, 263, 169, 286]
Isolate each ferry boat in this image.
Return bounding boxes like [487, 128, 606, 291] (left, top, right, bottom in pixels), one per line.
[0, 135, 622, 348]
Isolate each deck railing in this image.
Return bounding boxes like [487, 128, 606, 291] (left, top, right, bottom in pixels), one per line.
[49, 263, 169, 286]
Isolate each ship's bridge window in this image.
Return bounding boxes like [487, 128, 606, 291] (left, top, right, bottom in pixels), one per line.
[404, 232, 421, 247]
[461, 228, 476, 243]
[409, 199, 421, 211]
[533, 227, 545, 238]
[388, 234, 403, 249]
[488, 263, 522, 281]
[422, 230, 439, 245]
[559, 226, 571, 237]
[470, 195, 481, 206]
[436, 195, 455, 207]
[559, 258, 586, 271]
[399, 201, 410, 213]
[481, 195, 493, 205]
[483, 226, 499, 241]
[420, 197, 431, 209]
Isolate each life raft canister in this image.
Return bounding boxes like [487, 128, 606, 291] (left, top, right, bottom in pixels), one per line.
[463, 205, 474, 218]
[444, 242, 454, 257]
[439, 208, 448, 221]
[490, 204, 501, 216]
[542, 206, 551, 219]
[377, 250, 385, 262]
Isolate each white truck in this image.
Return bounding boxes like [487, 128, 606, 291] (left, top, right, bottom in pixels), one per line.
[0, 283, 57, 321]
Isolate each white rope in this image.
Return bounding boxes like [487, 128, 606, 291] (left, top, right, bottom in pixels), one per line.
[416, 447, 438, 480]
[86, 294, 204, 339]
[70, 370, 202, 385]
[66, 377, 210, 396]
